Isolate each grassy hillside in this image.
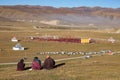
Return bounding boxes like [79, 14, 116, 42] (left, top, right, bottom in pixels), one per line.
[0, 6, 120, 80]
[0, 55, 120, 80]
[0, 26, 120, 80]
[0, 29, 120, 63]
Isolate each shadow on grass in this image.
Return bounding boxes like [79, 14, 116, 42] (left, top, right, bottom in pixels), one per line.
[54, 63, 65, 68]
[23, 63, 65, 70]
[24, 48, 29, 50]
[24, 67, 31, 70]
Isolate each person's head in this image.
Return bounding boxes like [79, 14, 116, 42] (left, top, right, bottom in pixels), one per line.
[20, 59, 24, 63]
[46, 55, 50, 59]
[33, 56, 39, 61]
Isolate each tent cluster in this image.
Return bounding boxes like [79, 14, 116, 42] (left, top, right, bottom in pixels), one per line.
[37, 50, 113, 55]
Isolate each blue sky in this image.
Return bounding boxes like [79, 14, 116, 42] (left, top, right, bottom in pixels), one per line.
[0, 0, 120, 8]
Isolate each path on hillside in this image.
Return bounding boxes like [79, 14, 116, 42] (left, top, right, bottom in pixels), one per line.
[0, 51, 120, 65]
[0, 55, 91, 65]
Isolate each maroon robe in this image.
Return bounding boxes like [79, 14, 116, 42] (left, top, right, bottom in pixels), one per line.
[17, 59, 25, 71]
[43, 57, 55, 69]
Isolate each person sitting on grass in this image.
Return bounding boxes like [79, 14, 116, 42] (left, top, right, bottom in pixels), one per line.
[43, 55, 55, 70]
[32, 57, 42, 70]
[17, 59, 25, 71]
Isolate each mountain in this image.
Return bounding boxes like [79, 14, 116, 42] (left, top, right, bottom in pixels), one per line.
[0, 5, 120, 29]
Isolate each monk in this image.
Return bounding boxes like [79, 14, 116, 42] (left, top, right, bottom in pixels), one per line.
[43, 55, 55, 70]
[32, 57, 41, 70]
[17, 59, 25, 71]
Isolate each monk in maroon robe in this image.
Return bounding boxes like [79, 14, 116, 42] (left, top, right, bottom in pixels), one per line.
[43, 55, 55, 70]
[17, 59, 25, 71]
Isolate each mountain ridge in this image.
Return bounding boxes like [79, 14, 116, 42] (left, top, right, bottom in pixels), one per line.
[0, 5, 120, 29]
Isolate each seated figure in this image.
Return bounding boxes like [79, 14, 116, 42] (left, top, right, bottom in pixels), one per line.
[17, 59, 25, 71]
[32, 57, 41, 70]
[43, 55, 55, 70]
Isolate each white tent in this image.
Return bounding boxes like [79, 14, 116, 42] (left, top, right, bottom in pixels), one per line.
[11, 37, 18, 42]
[12, 43, 24, 50]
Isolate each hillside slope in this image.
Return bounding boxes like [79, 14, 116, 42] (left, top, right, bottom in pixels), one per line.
[0, 5, 120, 29]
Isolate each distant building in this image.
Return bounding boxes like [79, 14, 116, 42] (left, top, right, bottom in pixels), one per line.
[12, 43, 24, 50]
[11, 37, 18, 42]
[108, 37, 115, 43]
[81, 38, 91, 44]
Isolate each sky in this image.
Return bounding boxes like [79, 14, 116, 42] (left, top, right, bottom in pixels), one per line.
[0, 0, 120, 8]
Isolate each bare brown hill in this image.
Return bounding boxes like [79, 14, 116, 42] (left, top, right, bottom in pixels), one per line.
[0, 5, 120, 29]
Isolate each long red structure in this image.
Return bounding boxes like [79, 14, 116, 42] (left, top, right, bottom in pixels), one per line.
[30, 36, 95, 43]
[32, 37, 80, 43]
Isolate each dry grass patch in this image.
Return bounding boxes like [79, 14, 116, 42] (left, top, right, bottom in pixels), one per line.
[1, 55, 120, 80]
